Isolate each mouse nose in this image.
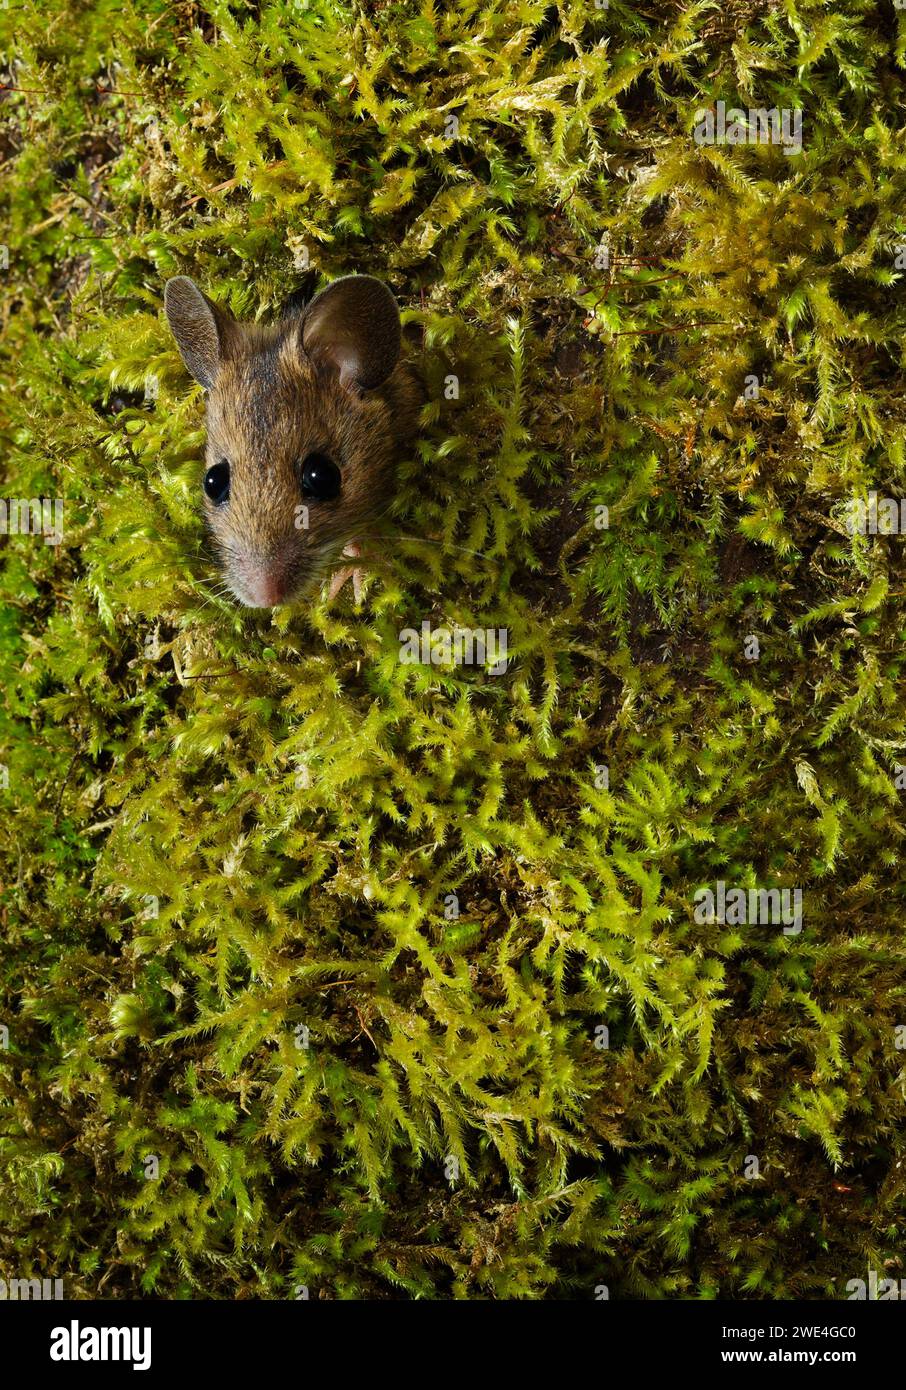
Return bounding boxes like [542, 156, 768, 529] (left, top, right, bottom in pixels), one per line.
[235, 547, 296, 608]
[240, 563, 288, 608]
[250, 572, 286, 607]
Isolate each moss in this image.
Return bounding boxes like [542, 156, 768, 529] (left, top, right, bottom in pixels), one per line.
[1, 0, 905, 1299]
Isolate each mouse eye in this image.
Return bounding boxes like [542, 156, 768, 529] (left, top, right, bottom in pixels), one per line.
[204, 459, 230, 505]
[300, 452, 341, 502]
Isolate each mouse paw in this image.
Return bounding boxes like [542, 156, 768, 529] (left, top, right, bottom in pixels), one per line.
[326, 542, 366, 604]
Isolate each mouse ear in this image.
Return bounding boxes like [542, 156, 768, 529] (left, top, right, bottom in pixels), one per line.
[164, 277, 234, 390]
[301, 275, 401, 391]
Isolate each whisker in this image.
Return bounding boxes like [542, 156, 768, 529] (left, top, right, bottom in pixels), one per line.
[352, 532, 492, 561]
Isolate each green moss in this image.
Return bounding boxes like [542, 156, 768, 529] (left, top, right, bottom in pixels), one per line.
[1, 0, 905, 1299]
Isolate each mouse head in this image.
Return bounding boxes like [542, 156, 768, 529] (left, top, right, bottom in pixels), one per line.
[164, 274, 414, 608]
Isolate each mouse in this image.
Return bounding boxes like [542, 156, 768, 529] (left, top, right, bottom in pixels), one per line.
[163, 273, 423, 608]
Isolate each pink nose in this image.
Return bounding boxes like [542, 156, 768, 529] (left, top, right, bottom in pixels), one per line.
[249, 573, 286, 607]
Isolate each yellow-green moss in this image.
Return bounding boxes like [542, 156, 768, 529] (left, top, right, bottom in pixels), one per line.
[1, 0, 905, 1298]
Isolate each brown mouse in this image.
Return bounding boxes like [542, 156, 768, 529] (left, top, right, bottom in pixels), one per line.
[164, 274, 423, 608]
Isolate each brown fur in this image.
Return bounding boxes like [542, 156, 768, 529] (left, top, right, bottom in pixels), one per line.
[164, 276, 423, 607]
